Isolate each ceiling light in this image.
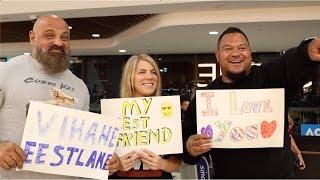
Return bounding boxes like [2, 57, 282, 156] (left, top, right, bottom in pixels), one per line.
[24, 52, 30, 55]
[68, 26, 72, 30]
[92, 34, 100, 38]
[119, 49, 126, 53]
[209, 31, 219, 35]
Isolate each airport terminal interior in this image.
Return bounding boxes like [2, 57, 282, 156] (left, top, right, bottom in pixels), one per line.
[1, 1, 320, 179]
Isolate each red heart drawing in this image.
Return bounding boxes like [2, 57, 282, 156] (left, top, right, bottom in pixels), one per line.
[261, 120, 277, 138]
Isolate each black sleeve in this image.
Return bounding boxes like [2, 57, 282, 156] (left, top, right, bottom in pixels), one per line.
[261, 38, 319, 100]
[181, 97, 201, 165]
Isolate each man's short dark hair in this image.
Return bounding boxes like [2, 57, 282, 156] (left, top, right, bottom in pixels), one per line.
[180, 96, 190, 105]
[217, 27, 249, 48]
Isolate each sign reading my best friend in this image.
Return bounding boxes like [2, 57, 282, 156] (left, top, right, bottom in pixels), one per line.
[20, 101, 121, 180]
[101, 96, 182, 156]
[196, 89, 284, 148]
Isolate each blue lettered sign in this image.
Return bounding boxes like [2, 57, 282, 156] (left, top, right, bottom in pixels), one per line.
[301, 124, 320, 136]
[20, 101, 121, 180]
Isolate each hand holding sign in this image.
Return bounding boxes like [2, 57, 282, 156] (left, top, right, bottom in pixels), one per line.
[105, 154, 120, 175]
[119, 150, 140, 171]
[138, 149, 164, 171]
[0, 141, 26, 170]
[186, 134, 212, 157]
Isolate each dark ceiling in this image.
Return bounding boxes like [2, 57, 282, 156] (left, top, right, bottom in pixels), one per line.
[0, 14, 156, 43]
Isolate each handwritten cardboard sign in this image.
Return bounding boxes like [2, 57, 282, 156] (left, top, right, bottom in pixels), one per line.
[101, 96, 182, 156]
[20, 101, 121, 180]
[196, 89, 284, 148]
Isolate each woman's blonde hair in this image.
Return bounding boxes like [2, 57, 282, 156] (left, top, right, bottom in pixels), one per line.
[120, 53, 162, 98]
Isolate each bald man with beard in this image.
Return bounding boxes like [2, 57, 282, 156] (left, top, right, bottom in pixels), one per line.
[0, 15, 119, 178]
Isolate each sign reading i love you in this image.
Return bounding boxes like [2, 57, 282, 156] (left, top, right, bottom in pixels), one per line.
[196, 89, 284, 148]
[20, 101, 121, 180]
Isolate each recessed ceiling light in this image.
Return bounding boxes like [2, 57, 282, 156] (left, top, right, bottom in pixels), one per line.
[119, 49, 126, 53]
[92, 34, 100, 38]
[209, 31, 219, 35]
[68, 26, 72, 30]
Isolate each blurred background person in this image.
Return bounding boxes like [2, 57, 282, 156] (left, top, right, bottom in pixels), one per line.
[288, 114, 306, 171]
[180, 96, 190, 123]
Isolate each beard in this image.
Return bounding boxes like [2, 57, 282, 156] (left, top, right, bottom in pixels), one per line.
[225, 70, 248, 82]
[34, 44, 70, 74]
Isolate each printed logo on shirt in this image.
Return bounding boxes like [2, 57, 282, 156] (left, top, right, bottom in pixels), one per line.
[197, 156, 210, 179]
[24, 77, 75, 92]
[25, 88, 77, 117]
[46, 87, 77, 107]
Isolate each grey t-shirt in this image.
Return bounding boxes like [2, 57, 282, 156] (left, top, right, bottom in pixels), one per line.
[0, 55, 90, 179]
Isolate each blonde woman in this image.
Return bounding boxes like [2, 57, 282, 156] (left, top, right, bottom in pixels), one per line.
[110, 54, 181, 179]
